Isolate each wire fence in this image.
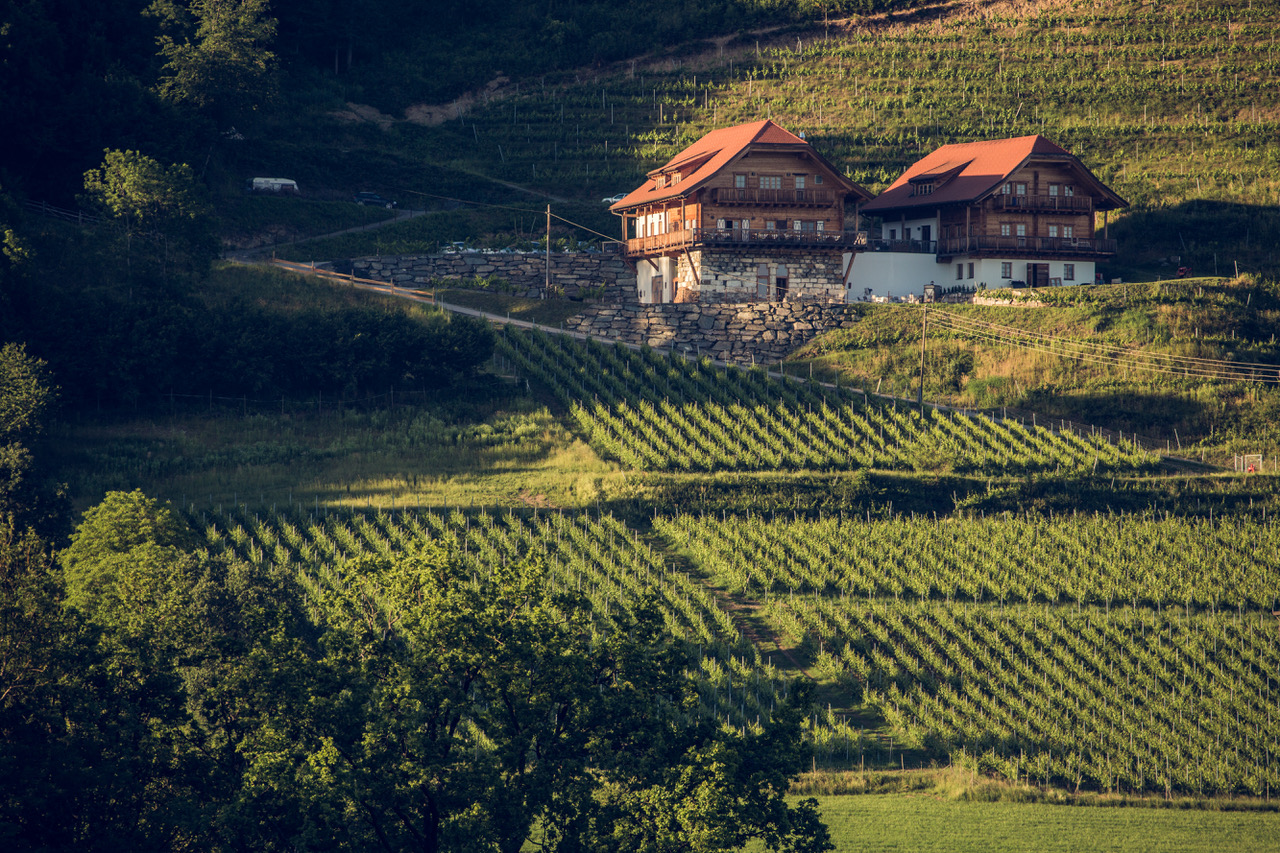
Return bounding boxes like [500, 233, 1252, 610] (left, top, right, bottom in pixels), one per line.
[23, 199, 103, 226]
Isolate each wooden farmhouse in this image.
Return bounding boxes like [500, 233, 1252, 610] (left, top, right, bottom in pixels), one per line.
[852, 135, 1128, 300]
[610, 120, 873, 304]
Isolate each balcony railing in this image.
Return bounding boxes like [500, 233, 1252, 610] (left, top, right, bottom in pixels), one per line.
[993, 193, 1094, 213]
[865, 238, 937, 254]
[624, 227, 867, 257]
[939, 235, 1118, 256]
[708, 187, 841, 207]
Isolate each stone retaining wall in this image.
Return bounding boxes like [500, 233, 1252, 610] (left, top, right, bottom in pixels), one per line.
[346, 251, 636, 301]
[675, 248, 848, 303]
[562, 301, 862, 364]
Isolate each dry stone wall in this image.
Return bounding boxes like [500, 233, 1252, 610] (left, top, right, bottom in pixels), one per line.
[562, 301, 862, 364]
[675, 248, 849, 303]
[346, 251, 635, 301]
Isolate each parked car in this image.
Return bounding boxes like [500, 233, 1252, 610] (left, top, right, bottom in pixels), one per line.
[602, 193, 627, 204]
[355, 192, 397, 208]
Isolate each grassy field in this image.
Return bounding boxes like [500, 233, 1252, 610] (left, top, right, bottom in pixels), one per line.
[802, 794, 1280, 853]
[788, 277, 1280, 459]
[48, 399, 625, 515]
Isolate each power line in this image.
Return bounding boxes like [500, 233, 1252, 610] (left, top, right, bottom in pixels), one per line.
[394, 189, 621, 243]
[927, 308, 1280, 385]
[934, 309, 1269, 370]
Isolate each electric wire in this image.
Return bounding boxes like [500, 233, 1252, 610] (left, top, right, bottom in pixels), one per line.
[926, 308, 1280, 385]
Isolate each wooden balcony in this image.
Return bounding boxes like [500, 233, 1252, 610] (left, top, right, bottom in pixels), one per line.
[707, 187, 841, 208]
[865, 238, 937, 254]
[624, 227, 867, 257]
[993, 193, 1094, 213]
[938, 235, 1118, 258]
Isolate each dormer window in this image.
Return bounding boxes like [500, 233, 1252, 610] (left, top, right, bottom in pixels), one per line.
[655, 176, 666, 189]
[915, 183, 934, 196]
[671, 172, 681, 184]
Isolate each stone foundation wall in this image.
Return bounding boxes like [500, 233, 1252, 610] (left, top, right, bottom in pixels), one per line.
[346, 251, 636, 301]
[562, 301, 861, 364]
[674, 248, 848, 303]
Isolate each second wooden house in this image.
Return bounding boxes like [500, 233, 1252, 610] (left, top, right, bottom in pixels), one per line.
[610, 120, 873, 303]
[852, 135, 1128, 300]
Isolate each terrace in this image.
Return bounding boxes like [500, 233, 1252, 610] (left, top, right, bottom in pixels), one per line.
[623, 227, 867, 257]
[939, 235, 1118, 258]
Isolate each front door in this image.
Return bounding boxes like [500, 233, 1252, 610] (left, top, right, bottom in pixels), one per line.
[1026, 263, 1050, 288]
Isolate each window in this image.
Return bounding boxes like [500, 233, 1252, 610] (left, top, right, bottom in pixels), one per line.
[888, 228, 897, 240]
[756, 264, 769, 298]
[717, 218, 727, 229]
[814, 174, 824, 185]
[734, 175, 747, 187]
[1015, 183, 1027, 196]
[655, 176, 665, 188]
[740, 219, 750, 232]
[671, 172, 681, 184]
[795, 176, 806, 189]
[793, 220, 802, 231]
[916, 183, 934, 196]
[1001, 262, 1013, 279]
[1015, 224, 1027, 237]
[1063, 186, 1075, 197]
[1048, 184, 1060, 197]
[765, 220, 776, 231]
[1000, 223, 1011, 237]
[967, 263, 975, 279]
[1048, 225, 1059, 238]
[760, 175, 781, 190]
[1064, 263, 1075, 281]
[815, 220, 825, 232]
[800, 220, 816, 232]
[956, 264, 964, 281]
[1002, 183, 1012, 195]
[1063, 225, 1075, 238]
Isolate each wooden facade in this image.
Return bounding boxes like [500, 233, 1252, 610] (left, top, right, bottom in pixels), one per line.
[858, 135, 1127, 292]
[610, 120, 872, 303]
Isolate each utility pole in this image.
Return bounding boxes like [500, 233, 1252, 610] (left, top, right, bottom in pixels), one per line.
[546, 204, 552, 296]
[918, 302, 927, 414]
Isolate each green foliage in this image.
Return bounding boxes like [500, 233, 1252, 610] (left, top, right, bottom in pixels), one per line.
[148, 0, 278, 121]
[82, 148, 218, 277]
[192, 506, 831, 852]
[0, 342, 56, 445]
[60, 489, 198, 629]
[0, 343, 61, 528]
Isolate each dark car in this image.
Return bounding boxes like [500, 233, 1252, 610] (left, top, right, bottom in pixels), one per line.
[355, 192, 397, 208]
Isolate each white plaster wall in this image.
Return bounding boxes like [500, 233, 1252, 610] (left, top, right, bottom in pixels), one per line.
[635, 258, 677, 303]
[968, 257, 1096, 289]
[846, 252, 1097, 300]
[878, 216, 939, 242]
[844, 251, 943, 301]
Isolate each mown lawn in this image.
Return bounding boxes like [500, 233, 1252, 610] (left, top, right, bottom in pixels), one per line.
[799, 795, 1280, 853]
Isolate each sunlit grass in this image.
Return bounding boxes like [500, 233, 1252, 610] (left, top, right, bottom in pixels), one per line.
[48, 399, 625, 514]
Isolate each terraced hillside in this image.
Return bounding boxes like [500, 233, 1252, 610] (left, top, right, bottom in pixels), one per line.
[197, 503, 1280, 795]
[497, 326, 1157, 474]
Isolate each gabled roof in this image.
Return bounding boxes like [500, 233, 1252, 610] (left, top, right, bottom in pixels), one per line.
[610, 119, 871, 212]
[862, 135, 1128, 214]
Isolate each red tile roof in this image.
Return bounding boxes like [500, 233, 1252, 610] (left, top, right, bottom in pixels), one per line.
[609, 119, 869, 211]
[862, 135, 1127, 214]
